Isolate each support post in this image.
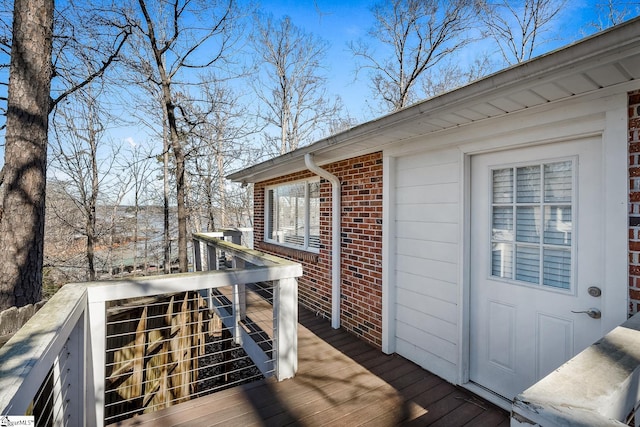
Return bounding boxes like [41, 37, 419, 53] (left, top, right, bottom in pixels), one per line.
[232, 257, 247, 321]
[232, 284, 243, 346]
[206, 244, 218, 309]
[207, 244, 218, 271]
[192, 239, 202, 272]
[66, 311, 84, 426]
[274, 277, 298, 380]
[85, 298, 106, 427]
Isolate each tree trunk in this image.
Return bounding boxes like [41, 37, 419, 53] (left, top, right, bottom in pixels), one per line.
[169, 119, 189, 272]
[87, 106, 99, 282]
[0, 0, 54, 310]
[216, 137, 226, 228]
[162, 109, 171, 274]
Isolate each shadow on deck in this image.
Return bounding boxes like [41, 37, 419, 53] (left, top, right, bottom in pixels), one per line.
[115, 307, 509, 426]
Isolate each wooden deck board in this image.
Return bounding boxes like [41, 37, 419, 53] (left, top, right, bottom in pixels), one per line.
[115, 306, 509, 426]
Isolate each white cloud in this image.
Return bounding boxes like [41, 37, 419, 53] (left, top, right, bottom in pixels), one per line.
[124, 137, 137, 148]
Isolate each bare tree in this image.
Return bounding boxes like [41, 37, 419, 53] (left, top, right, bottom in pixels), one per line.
[44, 179, 87, 286]
[49, 1, 132, 113]
[49, 82, 119, 281]
[421, 55, 493, 98]
[121, 140, 156, 275]
[132, 0, 239, 272]
[475, 0, 567, 65]
[251, 14, 343, 156]
[182, 79, 256, 231]
[349, 0, 475, 112]
[105, 173, 133, 276]
[585, 0, 640, 31]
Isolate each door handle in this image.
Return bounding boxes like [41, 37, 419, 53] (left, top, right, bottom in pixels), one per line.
[571, 308, 601, 319]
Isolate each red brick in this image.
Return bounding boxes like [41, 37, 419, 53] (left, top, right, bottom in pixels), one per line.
[253, 152, 384, 348]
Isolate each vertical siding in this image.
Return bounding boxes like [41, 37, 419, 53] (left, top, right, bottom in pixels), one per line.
[394, 148, 460, 379]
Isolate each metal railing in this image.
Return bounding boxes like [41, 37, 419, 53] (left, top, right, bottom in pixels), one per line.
[0, 234, 302, 426]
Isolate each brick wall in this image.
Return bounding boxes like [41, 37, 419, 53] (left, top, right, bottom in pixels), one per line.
[629, 90, 640, 314]
[253, 152, 384, 348]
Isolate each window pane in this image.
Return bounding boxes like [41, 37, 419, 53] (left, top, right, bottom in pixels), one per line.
[516, 245, 540, 284]
[544, 161, 572, 203]
[492, 207, 513, 241]
[516, 206, 540, 243]
[309, 182, 321, 249]
[267, 180, 320, 251]
[492, 242, 513, 279]
[274, 182, 306, 246]
[517, 166, 540, 203]
[543, 248, 571, 289]
[544, 205, 572, 246]
[493, 168, 513, 203]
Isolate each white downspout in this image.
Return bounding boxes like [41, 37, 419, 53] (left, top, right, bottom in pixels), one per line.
[304, 153, 341, 329]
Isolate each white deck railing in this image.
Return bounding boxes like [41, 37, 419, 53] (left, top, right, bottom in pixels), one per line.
[0, 234, 301, 426]
[512, 312, 640, 426]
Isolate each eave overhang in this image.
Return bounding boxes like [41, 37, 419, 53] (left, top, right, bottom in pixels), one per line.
[227, 17, 640, 184]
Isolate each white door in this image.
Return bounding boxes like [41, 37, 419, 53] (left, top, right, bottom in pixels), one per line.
[469, 138, 605, 401]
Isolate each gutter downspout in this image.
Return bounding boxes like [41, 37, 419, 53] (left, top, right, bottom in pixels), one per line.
[304, 153, 341, 329]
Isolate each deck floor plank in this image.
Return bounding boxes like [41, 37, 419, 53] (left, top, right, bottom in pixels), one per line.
[115, 306, 509, 426]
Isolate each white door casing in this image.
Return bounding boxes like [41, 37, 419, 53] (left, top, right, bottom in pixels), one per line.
[469, 138, 605, 400]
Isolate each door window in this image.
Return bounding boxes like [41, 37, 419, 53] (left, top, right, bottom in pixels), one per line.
[491, 160, 573, 290]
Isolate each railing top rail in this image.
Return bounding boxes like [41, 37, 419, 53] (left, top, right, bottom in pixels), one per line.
[85, 264, 302, 303]
[192, 232, 298, 268]
[0, 283, 87, 414]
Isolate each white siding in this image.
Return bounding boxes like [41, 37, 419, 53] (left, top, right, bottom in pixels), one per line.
[394, 148, 460, 382]
[383, 88, 631, 390]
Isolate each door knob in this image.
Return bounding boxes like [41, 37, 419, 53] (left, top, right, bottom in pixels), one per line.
[571, 308, 601, 319]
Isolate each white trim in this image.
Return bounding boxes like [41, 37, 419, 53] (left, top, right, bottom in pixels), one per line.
[458, 150, 471, 384]
[458, 123, 628, 398]
[382, 154, 397, 354]
[264, 177, 321, 254]
[602, 93, 629, 332]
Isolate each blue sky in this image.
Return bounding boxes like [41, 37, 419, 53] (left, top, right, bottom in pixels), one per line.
[253, 0, 616, 122]
[2, 0, 633, 189]
[253, 0, 378, 121]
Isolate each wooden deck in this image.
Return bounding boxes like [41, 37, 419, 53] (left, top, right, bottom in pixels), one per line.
[115, 307, 510, 426]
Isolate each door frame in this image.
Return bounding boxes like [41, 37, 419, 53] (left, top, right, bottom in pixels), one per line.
[458, 103, 628, 408]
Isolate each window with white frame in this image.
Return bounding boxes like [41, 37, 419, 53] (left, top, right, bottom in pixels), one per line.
[265, 179, 320, 252]
[491, 160, 574, 290]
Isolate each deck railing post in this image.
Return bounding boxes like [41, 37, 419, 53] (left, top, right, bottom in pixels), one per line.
[232, 283, 244, 346]
[232, 257, 247, 321]
[51, 347, 64, 424]
[86, 297, 106, 427]
[230, 231, 241, 245]
[193, 238, 202, 272]
[273, 277, 298, 381]
[66, 310, 85, 426]
[206, 244, 218, 309]
[207, 244, 218, 270]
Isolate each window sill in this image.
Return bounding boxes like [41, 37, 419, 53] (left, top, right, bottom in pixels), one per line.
[258, 242, 319, 263]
